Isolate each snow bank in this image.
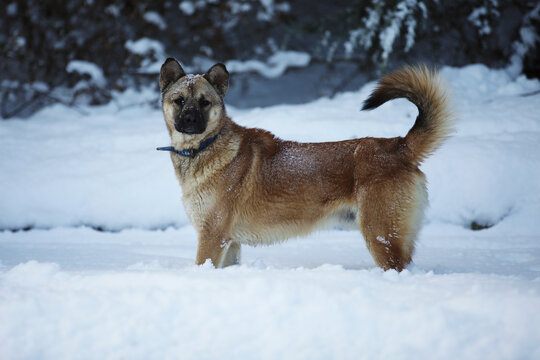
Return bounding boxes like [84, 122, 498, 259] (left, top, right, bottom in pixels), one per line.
[1, 258, 538, 360]
[0, 98, 182, 230]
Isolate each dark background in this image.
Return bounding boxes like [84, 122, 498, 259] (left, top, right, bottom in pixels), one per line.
[1, 0, 539, 118]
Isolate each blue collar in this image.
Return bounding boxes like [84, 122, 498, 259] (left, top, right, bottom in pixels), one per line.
[156, 134, 218, 158]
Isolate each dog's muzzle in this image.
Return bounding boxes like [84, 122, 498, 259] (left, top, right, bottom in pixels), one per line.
[175, 108, 206, 134]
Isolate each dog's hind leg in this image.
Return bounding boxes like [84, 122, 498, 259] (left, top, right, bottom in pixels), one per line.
[358, 175, 427, 271]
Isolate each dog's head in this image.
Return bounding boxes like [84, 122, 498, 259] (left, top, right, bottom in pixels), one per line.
[159, 58, 229, 148]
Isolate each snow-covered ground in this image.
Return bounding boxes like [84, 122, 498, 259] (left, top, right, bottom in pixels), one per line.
[1, 64, 540, 359]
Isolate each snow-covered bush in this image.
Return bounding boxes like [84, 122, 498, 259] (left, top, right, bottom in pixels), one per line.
[0, 0, 538, 117]
[341, 0, 428, 65]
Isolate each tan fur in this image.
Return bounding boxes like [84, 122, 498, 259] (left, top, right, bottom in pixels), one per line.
[160, 62, 453, 271]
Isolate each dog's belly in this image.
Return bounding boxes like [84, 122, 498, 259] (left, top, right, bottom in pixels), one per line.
[231, 206, 359, 246]
[231, 224, 305, 246]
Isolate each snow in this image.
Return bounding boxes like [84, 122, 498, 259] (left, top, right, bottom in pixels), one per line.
[255, 0, 290, 20]
[125, 38, 167, 74]
[229, 1, 252, 14]
[508, 3, 540, 77]
[125, 38, 165, 57]
[468, 1, 500, 36]
[1, 64, 540, 359]
[257, 0, 274, 21]
[344, 6, 381, 57]
[1, 252, 538, 359]
[179, 1, 196, 15]
[379, 0, 424, 61]
[104, 4, 120, 17]
[14, 36, 25, 48]
[6, 2, 17, 16]
[143, 11, 167, 30]
[468, 7, 491, 35]
[226, 51, 311, 78]
[66, 60, 106, 88]
[181, 74, 203, 87]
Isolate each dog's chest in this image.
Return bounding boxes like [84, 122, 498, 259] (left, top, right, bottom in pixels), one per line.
[181, 187, 216, 228]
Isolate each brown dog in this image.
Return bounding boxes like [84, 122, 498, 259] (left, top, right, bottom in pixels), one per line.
[158, 58, 452, 271]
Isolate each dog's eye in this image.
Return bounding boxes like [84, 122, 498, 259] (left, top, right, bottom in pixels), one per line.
[174, 96, 185, 107]
[199, 98, 211, 107]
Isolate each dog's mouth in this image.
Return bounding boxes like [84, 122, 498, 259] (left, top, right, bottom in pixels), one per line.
[174, 121, 207, 135]
[177, 126, 205, 135]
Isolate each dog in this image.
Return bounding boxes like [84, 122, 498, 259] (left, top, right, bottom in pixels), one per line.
[158, 58, 452, 271]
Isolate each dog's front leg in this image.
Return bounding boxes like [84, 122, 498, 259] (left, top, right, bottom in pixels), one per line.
[195, 236, 228, 268]
[195, 215, 235, 268]
[220, 241, 241, 267]
[198, 239, 241, 268]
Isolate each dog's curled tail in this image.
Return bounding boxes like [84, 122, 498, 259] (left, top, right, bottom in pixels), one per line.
[362, 65, 454, 164]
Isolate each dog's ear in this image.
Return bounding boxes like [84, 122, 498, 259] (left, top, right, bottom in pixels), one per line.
[204, 63, 229, 97]
[160, 58, 186, 93]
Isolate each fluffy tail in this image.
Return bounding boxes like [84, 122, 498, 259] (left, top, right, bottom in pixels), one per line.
[362, 65, 454, 164]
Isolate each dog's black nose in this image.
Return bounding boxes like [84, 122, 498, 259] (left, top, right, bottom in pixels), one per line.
[184, 112, 196, 124]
